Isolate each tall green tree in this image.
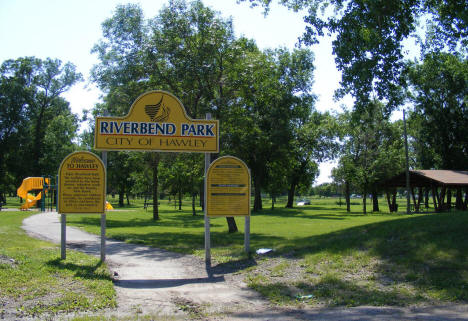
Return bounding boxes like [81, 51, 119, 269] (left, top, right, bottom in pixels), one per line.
[0, 57, 81, 199]
[405, 52, 468, 169]
[223, 48, 317, 211]
[91, 1, 255, 222]
[337, 102, 405, 213]
[285, 111, 339, 208]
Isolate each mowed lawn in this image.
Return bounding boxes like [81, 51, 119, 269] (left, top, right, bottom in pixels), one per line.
[0, 210, 116, 319]
[65, 196, 468, 307]
[66, 197, 403, 255]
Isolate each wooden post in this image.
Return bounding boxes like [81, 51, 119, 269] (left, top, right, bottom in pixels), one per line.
[432, 186, 439, 211]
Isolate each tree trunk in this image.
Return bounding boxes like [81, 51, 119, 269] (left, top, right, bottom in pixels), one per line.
[286, 182, 296, 208]
[192, 193, 196, 216]
[362, 193, 367, 214]
[386, 190, 392, 212]
[286, 176, 300, 209]
[253, 176, 262, 212]
[345, 181, 350, 212]
[178, 188, 182, 210]
[371, 188, 379, 212]
[118, 190, 124, 207]
[226, 217, 238, 233]
[152, 153, 160, 220]
[126, 193, 130, 206]
[199, 181, 204, 210]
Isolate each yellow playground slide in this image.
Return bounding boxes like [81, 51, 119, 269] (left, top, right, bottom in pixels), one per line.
[17, 177, 113, 211]
[17, 177, 50, 210]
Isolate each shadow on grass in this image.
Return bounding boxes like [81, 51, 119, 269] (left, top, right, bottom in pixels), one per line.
[208, 257, 258, 276]
[251, 277, 420, 307]
[254, 207, 370, 219]
[47, 258, 112, 281]
[108, 230, 287, 255]
[72, 214, 205, 229]
[280, 211, 468, 302]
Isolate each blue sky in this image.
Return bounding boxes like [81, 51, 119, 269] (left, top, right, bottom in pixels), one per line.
[0, 0, 352, 184]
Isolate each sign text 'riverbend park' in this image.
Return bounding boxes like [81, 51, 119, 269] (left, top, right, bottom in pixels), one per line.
[94, 91, 219, 152]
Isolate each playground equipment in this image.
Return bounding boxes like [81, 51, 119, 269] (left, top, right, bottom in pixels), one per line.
[17, 177, 53, 211]
[106, 201, 114, 210]
[17, 176, 114, 211]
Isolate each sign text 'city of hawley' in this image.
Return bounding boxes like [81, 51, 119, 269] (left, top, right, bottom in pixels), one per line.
[94, 91, 219, 152]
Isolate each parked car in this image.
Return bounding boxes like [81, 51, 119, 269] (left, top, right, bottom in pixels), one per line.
[296, 199, 311, 206]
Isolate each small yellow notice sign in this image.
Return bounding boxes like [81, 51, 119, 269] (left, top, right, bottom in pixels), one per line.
[58, 151, 106, 214]
[94, 90, 219, 153]
[207, 156, 250, 217]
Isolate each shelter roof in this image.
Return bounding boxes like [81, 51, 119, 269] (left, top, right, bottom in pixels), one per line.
[382, 170, 468, 188]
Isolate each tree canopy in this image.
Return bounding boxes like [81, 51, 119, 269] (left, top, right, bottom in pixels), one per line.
[240, 0, 467, 113]
[0, 57, 81, 199]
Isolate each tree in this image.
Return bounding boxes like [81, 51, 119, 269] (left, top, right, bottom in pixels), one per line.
[0, 57, 81, 199]
[159, 154, 199, 212]
[336, 102, 405, 213]
[223, 47, 318, 211]
[405, 52, 468, 170]
[332, 158, 355, 212]
[92, 1, 322, 221]
[285, 111, 339, 208]
[91, 1, 253, 223]
[240, 0, 467, 113]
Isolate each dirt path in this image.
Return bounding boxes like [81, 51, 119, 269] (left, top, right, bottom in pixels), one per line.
[22, 212, 468, 320]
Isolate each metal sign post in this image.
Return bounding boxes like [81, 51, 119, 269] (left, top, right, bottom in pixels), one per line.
[58, 151, 107, 261]
[204, 113, 212, 263]
[61, 214, 66, 260]
[101, 151, 107, 261]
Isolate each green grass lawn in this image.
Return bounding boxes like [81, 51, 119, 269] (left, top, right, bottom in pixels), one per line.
[62, 195, 468, 308]
[0, 210, 116, 319]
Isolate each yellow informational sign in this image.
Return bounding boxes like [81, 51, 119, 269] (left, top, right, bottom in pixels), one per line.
[207, 156, 250, 217]
[94, 90, 219, 152]
[58, 151, 106, 214]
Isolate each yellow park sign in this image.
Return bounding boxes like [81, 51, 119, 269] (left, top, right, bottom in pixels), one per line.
[58, 151, 106, 214]
[206, 156, 250, 217]
[94, 90, 219, 152]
